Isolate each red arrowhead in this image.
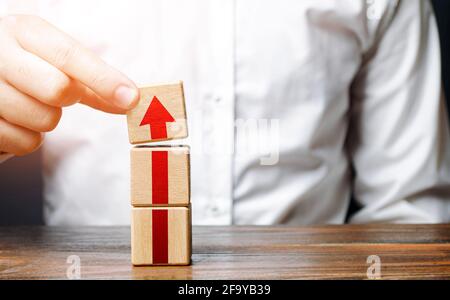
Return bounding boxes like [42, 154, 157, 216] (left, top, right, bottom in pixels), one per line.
[140, 96, 175, 139]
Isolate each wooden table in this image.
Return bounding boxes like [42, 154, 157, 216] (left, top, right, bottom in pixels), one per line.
[0, 225, 449, 279]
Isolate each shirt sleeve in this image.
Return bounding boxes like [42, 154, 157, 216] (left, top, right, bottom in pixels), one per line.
[348, 0, 450, 223]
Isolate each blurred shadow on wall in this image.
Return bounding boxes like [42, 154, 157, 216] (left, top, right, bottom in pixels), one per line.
[0, 151, 43, 225]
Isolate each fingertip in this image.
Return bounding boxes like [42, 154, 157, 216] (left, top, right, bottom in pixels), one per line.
[113, 85, 139, 110]
[128, 86, 140, 110]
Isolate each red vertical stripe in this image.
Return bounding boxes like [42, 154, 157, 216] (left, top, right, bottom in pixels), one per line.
[152, 209, 168, 264]
[151, 151, 169, 204]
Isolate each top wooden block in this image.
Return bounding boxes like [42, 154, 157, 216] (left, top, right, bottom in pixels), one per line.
[127, 82, 188, 144]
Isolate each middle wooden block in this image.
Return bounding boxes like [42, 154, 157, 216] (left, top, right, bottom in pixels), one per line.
[131, 145, 190, 206]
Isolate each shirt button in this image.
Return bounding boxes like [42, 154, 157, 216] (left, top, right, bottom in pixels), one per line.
[207, 205, 220, 217]
[204, 93, 222, 103]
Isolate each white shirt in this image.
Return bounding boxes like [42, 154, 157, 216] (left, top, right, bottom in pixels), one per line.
[1, 0, 450, 225]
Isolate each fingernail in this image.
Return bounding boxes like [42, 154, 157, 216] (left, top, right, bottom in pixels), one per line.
[114, 85, 138, 109]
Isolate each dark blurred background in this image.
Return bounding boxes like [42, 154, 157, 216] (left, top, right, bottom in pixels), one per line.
[0, 0, 449, 225]
[434, 0, 450, 110]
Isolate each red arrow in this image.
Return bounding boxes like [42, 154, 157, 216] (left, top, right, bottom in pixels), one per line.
[141, 96, 174, 264]
[140, 96, 175, 140]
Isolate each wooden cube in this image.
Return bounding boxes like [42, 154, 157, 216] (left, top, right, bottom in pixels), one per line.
[131, 206, 191, 266]
[127, 81, 188, 144]
[131, 146, 190, 206]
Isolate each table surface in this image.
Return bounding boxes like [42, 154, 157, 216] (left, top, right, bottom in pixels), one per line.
[0, 225, 449, 279]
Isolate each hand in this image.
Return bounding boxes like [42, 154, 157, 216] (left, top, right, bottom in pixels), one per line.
[0, 15, 139, 156]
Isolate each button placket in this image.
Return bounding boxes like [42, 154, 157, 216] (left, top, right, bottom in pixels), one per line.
[201, 1, 235, 224]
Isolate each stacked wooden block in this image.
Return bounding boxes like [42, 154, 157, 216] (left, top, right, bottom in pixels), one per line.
[126, 82, 191, 265]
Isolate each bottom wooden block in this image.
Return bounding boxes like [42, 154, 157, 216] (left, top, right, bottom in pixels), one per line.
[131, 206, 191, 266]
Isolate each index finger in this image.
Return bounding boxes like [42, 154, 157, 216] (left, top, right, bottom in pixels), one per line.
[11, 15, 139, 110]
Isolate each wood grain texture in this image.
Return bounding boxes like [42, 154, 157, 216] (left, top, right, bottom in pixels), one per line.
[131, 146, 190, 206]
[0, 225, 449, 279]
[131, 207, 191, 266]
[127, 82, 188, 144]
